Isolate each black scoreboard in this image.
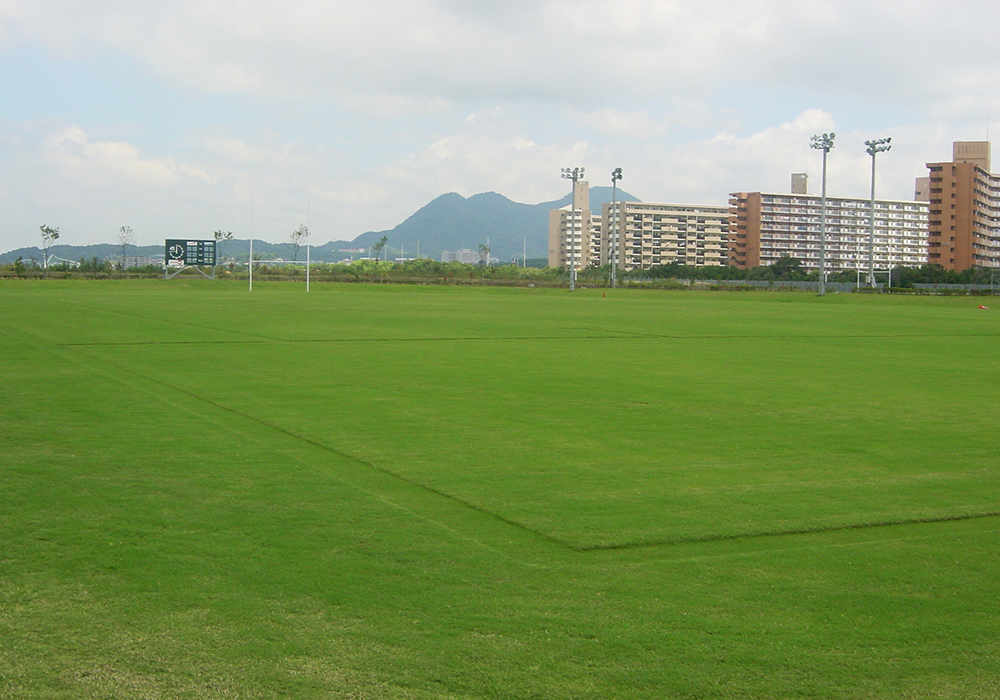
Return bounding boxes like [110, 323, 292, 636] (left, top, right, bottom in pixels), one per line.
[165, 239, 216, 267]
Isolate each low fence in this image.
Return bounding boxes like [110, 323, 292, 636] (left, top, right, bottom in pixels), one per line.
[912, 283, 1000, 293]
[625, 279, 862, 293]
[624, 279, 1000, 294]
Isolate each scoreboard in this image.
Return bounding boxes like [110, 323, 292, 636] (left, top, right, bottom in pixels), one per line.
[165, 239, 216, 267]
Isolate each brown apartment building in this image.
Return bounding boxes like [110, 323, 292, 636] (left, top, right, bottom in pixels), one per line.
[729, 184, 928, 273]
[922, 141, 1000, 270]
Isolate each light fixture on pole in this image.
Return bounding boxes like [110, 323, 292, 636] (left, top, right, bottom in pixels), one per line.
[810, 132, 836, 296]
[561, 166, 585, 291]
[611, 167, 623, 289]
[865, 137, 891, 288]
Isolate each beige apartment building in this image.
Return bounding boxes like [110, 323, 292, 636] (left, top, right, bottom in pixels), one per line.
[922, 141, 1000, 270]
[547, 179, 592, 270]
[729, 185, 929, 272]
[602, 201, 730, 270]
[549, 180, 730, 271]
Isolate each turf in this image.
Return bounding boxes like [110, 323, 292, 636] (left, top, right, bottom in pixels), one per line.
[2, 279, 999, 698]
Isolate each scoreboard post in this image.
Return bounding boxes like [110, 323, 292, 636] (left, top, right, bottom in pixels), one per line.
[164, 239, 217, 279]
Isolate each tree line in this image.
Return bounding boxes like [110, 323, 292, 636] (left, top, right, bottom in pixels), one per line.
[5, 251, 998, 289]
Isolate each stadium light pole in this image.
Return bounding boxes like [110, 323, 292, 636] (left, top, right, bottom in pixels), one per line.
[811, 132, 835, 296]
[611, 167, 623, 289]
[561, 166, 585, 292]
[865, 137, 892, 288]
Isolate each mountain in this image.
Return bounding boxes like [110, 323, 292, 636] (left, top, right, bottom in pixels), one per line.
[0, 243, 164, 265]
[0, 187, 640, 264]
[347, 186, 640, 261]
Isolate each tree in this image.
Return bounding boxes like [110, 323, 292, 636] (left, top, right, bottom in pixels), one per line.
[39, 225, 59, 271]
[372, 235, 388, 262]
[478, 243, 491, 267]
[290, 224, 309, 261]
[118, 225, 135, 269]
[214, 229, 233, 264]
[768, 255, 805, 280]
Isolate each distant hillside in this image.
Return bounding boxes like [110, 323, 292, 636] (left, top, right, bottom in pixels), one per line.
[0, 243, 165, 265]
[350, 186, 640, 261]
[0, 187, 640, 264]
[0, 241, 353, 265]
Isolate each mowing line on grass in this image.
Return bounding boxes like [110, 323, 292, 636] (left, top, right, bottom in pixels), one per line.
[30, 322, 1000, 556]
[47, 298, 283, 343]
[575, 509, 1000, 552]
[5, 313, 599, 556]
[148, 378, 573, 551]
[53, 329, 999, 349]
[5, 320, 570, 564]
[77, 337, 1000, 557]
[38, 332, 580, 557]
[59, 340, 268, 347]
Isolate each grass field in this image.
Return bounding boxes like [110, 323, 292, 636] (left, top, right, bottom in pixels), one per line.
[2, 279, 1000, 699]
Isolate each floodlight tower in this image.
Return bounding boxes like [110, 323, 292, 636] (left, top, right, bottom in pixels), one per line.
[561, 166, 585, 291]
[610, 167, 623, 288]
[865, 137, 892, 288]
[810, 132, 836, 296]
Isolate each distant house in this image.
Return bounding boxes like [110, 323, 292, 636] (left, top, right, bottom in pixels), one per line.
[441, 249, 481, 264]
[122, 256, 164, 268]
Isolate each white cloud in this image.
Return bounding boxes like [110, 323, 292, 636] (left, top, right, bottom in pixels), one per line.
[4, 0, 997, 110]
[342, 95, 452, 120]
[201, 136, 313, 171]
[568, 108, 667, 140]
[45, 126, 180, 187]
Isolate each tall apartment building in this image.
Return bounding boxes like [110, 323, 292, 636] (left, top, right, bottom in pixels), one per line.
[583, 214, 604, 269]
[602, 201, 730, 270]
[548, 179, 592, 270]
[729, 187, 929, 272]
[923, 141, 1000, 270]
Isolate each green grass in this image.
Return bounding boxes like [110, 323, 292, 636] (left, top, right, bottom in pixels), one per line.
[2, 279, 1000, 698]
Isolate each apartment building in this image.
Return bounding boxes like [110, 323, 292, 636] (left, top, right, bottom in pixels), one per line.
[729, 189, 929, 272]
[602, 201, 730, 270]
[583, 213, 604, 269]
[923, 141, 1000, 270]
[547, 179, 592, 270]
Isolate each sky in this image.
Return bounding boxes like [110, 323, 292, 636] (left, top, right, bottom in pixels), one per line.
[2, 0, 999, 253]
